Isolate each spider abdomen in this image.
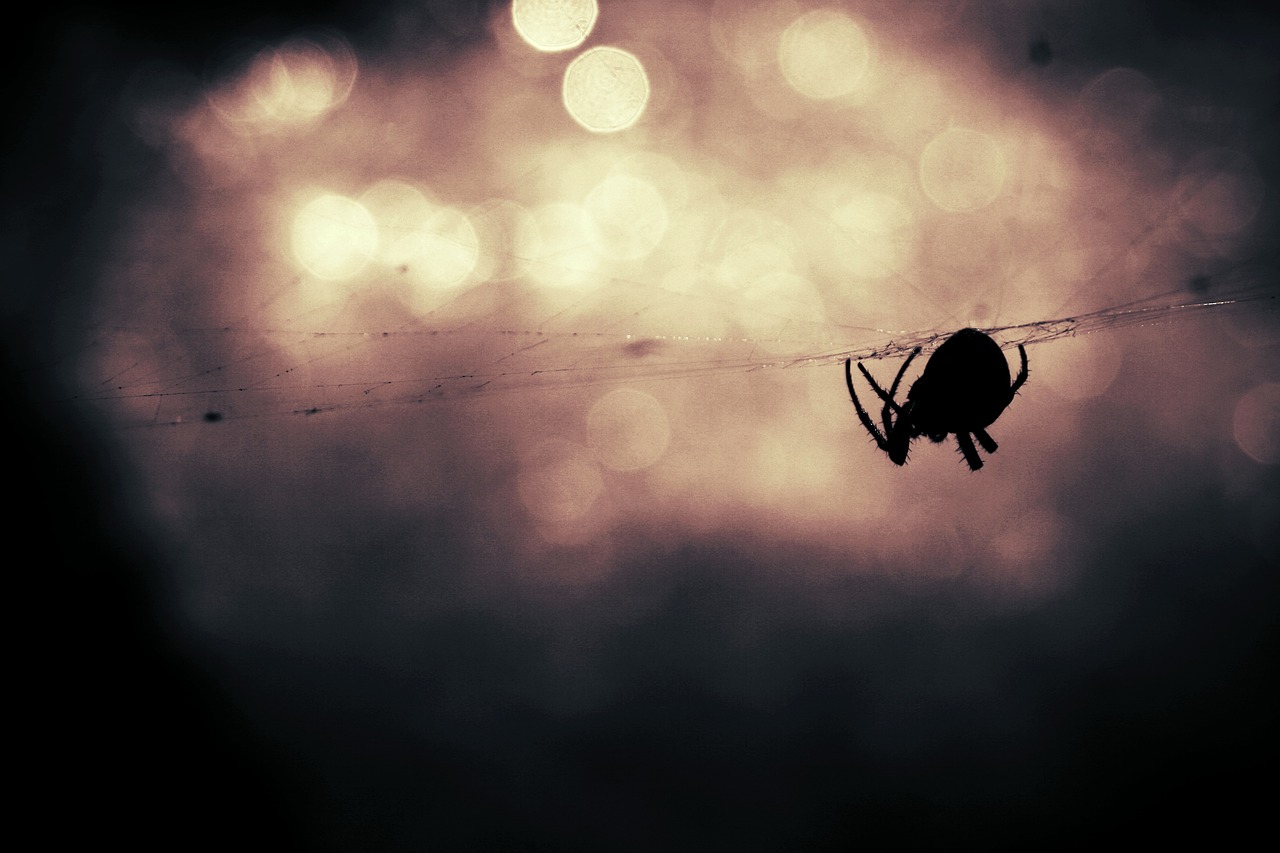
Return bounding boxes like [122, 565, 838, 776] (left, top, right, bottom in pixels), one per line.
[907, 328, 1014, 435]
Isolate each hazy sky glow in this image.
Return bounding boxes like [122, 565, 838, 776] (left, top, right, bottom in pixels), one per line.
[11, 0, 1279, 847]
[83, 0, 1275, 597]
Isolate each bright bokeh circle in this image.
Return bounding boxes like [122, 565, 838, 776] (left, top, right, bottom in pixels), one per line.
[511, 0, 598, 52]
[562, 46, 650, 133]
[291, 193, 377, 280]
[779, 9, 871, 100]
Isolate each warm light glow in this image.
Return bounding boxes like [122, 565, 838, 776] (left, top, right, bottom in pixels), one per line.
[511, 0, 598, 53]
[525, 202, 600, 289]
[731, 271, 827, 353]
[919, 127, 1008, 212]
[1233, 383, 1280, 465]
[291, 193, 377, 280]
[829, 191, 915, 279]
[752, 431, 841, 503]
[1175, 147, 1264, 244]
[209, 35, 357, 130]
[779, 9, 871, 100]
[357, 179, 479, 296]
[562, 46, 650, 133]
[711, 0, 798, 73]
[1035, 334, 1122, 401]
[88, 0, 1273, 603]
[402, 207, 481, 290]
[709, 208, 796, 289]
[359, 179, 437, 267]
[587, 389, 671, 471]
[518, 438, 604, 522]
[470, 198, 541, 282]
[583, 173, 669, 260]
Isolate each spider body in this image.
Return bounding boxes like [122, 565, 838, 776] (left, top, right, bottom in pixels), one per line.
[844, 328, 1028, 471]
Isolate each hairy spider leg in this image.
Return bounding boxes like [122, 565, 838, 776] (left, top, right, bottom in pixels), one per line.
[857, 346, 920, 423]
[878, 347, 921, 435]
[973, 427, 998, 454]
[955, 431, 984, 471]
[1009, 345, 1029, 398]
[844, 359, 892, 451]
[856, 353, 922, 465]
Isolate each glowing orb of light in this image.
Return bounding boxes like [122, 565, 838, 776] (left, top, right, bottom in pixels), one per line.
[470, 198, 541, 282]
[584, 174, 669, 260]
[209, 35, 358, 129]
[587, 389, 671, 472]
[359, 179, 437, 266]
[830, 191, 915, 279]
[919, 127, 1008, 212]
[518, 438, 605, 522]
[779, 9, 871, 100]
[511, 0, 598, 52]
[1233, 383, 1280, 465]
[732, 271, 827, 355]
[562, 46, 650, 133]
[357, 180, 479, 292]
[291, 193, 377, 279]
[526, 202, 600, 290]
[708, 208, 796, 288]
[402, 207, 481, 291]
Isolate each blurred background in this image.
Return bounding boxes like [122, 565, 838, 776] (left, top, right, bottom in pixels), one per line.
[7, 0, 1278, 847]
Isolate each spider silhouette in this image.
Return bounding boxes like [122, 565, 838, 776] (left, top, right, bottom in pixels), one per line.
[844, 328, 1028, 471]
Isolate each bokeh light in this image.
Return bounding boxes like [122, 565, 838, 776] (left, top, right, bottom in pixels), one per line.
[919, 127, 1008, 212]
[525, 202, 600, 290]
[1233, 383, 1280, 465]
[403, 207, 481, 291]
[518, 437, 605, 521]
[779, 8, 871, 100]
[584, 173, 670, 260]
[49, 5, 1280, 844]
[587, 388, 671, 471]
[359, 179, 437, 266]
[76, 0, 1279, 598]
[291, 192, 377, 280]
[1175, 147, 1265, 252]
[1077, 67, 1161, 142]
[562, 46, 650, 132]
[709, 208, 797, 290]
[711, 0, 798, 73]
[470, 198, 542, 282]
[207, 35, 358, 130]
[511, 0, 598, 52]
[828, 190, 916, 280]
[356, 178, 480, 300]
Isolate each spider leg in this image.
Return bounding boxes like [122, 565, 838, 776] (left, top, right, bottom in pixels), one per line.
[845, 359, 891, 452]
[886, 347, 922, 398]
[879, 347, 921, 434]
[1008, 344, 1029, 397]
[955, 431, 984, 471]
[857, 345, 920, 421]
[973, 427, 998, 454]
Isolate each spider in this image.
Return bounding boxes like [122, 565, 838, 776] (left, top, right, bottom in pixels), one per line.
[844, 328, 1028, 471]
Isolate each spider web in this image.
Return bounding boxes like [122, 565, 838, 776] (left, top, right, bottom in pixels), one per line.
[62, 158, 1276, 430]
[62, 252, 1275, 429]
[40, 4, 1279, 432]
